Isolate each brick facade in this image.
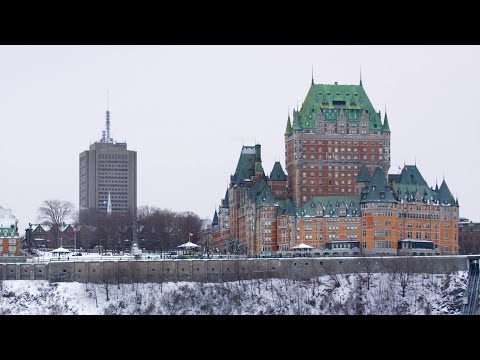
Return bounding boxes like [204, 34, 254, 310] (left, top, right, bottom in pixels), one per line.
[204, 80, 459, 256]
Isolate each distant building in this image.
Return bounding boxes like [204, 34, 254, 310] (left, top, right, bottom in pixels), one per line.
[79, 106, 137, 214]
[28, 223, 78, 249]
[459, 220, 480, 254]
[0, 206, 20, 256]
[206, 78, 459, 256]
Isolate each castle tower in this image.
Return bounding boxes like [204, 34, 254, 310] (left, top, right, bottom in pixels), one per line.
[285, 80, 391, 207]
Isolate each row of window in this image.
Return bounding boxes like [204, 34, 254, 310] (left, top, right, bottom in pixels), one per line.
[296, 154, 388, 161]
[374, 229, 392, 237]
[98, 154, 128, 160]
[295, 139, 391, 146]
[295, 146, 390, 154]
[374, 241, 392, 249]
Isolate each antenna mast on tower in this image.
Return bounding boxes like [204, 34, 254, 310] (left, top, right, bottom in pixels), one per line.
[106, 90, 112, 143]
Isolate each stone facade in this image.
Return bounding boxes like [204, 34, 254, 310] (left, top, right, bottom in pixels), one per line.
[0, 256, 468, 283]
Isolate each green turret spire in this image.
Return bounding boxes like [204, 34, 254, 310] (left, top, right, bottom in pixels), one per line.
[382, 111, 391, 133]
[285, 114, 292, 136]
[293, 112, 302, 131]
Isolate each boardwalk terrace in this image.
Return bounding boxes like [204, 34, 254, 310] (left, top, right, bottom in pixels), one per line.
[204, 78, 459, 257]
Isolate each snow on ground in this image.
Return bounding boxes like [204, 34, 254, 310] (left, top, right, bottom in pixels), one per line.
[0, 271, 467, 315]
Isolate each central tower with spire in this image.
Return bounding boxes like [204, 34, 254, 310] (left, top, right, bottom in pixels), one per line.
[79, 97, 137, 215]
[284, 77, 391, 207]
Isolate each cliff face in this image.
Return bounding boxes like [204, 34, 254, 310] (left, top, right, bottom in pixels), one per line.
[0, 271, 467, 315]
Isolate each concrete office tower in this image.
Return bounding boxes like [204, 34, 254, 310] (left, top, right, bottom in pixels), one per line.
[79, 106, 137, 214]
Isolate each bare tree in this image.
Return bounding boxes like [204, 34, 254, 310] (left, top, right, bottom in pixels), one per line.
[137, 207, 203, 252]
[359, 255, 376, 291]
[389, 257, 414, 298]
[37, 200, 74, 248]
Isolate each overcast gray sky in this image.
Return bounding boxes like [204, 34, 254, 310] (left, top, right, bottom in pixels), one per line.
[1, 45, 478, 231]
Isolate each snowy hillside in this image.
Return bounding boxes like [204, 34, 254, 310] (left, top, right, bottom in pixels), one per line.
[0, 271, 467, 315]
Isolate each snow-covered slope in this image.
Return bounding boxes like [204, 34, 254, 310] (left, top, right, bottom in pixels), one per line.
[0, 271, 467, 315]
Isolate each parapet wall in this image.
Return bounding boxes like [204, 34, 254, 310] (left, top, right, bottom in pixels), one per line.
[0, 256, 469, 283]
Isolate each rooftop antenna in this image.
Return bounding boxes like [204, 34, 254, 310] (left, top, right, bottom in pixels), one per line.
[360, 66, 362, 86]
[311, 65, 314, 85]
[106, 89, 111, 143]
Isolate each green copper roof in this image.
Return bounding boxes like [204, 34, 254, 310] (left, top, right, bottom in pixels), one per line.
[356, 163, 371, 182]
[247, 179, 269, 202]
[299, 195, 360, 217]
[361, 167, 397, 203]
[212, 210, 219, 226]
[293, 111, 302, 131]
[222, 189, 229, 208]
[398, 165, 427, 186]
[233, 168, 246, 187]
[255, 187, 276, 206]
[270, 161, 287, 181]
[295, 82, 382, 131]
[277, 198, 296, 216]
[255, 161, 264, 173]
[392, 166, 440, 204]
[285, 115, 292, 136]
[232, 146, 258, 186]
[438, 179, 456, 206]
[0, 227, 18, 237]
[382, 112, 391, 133]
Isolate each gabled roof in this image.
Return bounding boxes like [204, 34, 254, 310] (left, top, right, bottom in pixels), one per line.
[255, 161, 264, 174]
[356, 163, 371, 182]
[32, 224, 51, 232]
[247, 179, 269, 202]
[255, 187, 276, 207]
[212, 210, 219, 226]
[361, 167, 397, 203]
[393, 165, 438, 204]
[270, 161, 287, 181]
[398, 165, 427, 186]
[437, 179, 456, 206]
